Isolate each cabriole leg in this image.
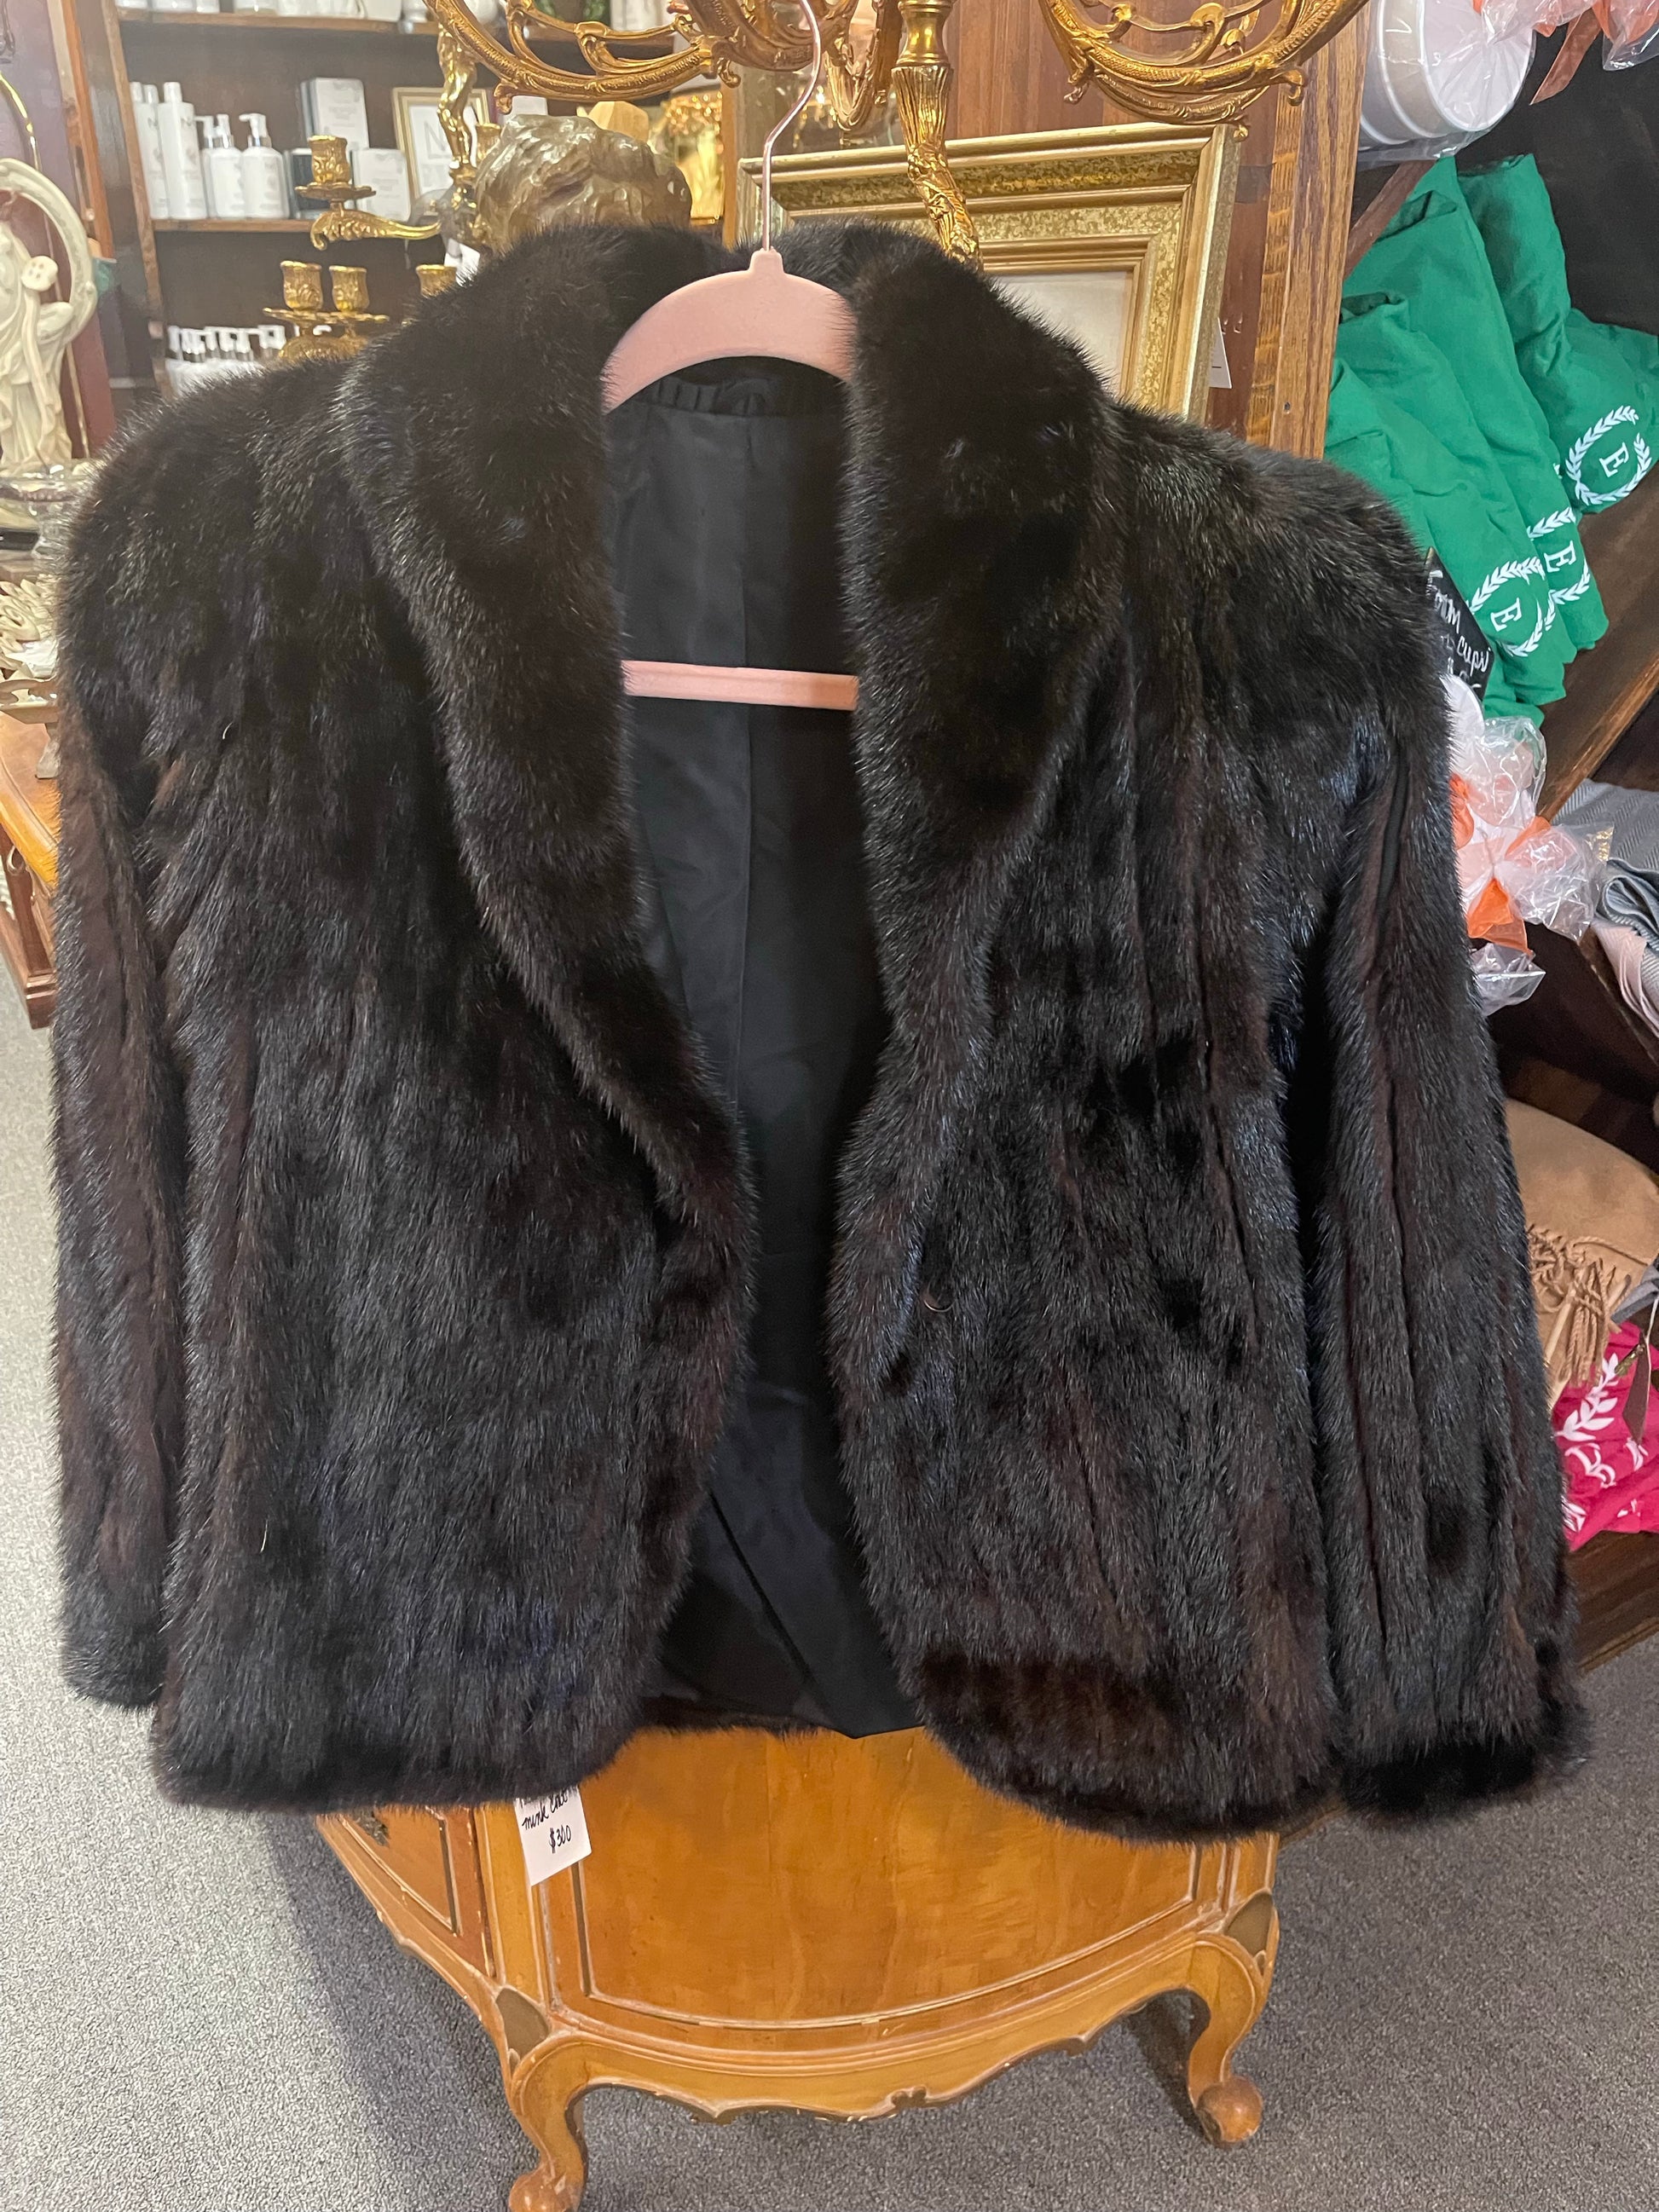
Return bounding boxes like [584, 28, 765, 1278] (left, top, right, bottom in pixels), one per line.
[507, 2088, 587, 2212]
[1185, 1933, 1273, 2145]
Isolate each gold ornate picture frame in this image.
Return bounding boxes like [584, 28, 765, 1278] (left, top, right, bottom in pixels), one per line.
[744, 124, 1239, 420]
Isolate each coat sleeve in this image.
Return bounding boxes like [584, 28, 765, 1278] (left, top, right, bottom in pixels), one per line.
[53, 398, 246, 1707]
[1297, 643, 1582, 1816]
[53, 667, 186, 1709]
[54, 367, 340, 1710]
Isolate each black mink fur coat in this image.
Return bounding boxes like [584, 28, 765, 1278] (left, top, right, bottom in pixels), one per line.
[55, 219, 1580, 1833]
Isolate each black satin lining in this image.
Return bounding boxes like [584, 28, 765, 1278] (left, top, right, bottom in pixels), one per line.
[605, 357, 914, 1736]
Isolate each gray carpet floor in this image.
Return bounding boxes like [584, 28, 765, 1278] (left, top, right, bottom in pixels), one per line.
[4, 979, 1657, 2212]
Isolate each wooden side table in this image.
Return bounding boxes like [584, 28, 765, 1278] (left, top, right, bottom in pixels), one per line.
[320, 1726, 1279, 2212]
[0, 708, 57, 1027]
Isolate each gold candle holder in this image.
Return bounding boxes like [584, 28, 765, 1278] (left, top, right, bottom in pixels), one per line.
[299, 132, 441, 247]
[280, 259, 325, 315]
[264, 259, 392, 361]
[327, 264, 371, 316]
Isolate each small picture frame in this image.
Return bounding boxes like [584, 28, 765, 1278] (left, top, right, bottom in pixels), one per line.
[393, 86, 491, 207]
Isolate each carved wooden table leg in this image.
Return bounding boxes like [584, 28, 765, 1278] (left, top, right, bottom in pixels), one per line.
[891, 0, 980, 262]
[320, 1762, 1286, 2210]
[1183, 1914, 1276, 2146]
[509, 2046, 592, 2212]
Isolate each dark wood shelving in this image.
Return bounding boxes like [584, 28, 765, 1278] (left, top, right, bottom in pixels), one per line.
[1344, 158, 1432, 277]
[118, 10, 436, 33]
[153, 217, 425, 235]
[113, 9, 676, 54]
[1573, 1530, 1659, 1669]
[1541, 467, 1659, 815]
[153, 215, 315, 231]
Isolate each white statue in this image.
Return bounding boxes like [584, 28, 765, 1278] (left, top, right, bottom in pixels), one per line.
[0, 160, 97, 472]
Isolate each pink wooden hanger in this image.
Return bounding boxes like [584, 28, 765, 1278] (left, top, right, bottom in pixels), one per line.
[603, 1, 858, 716]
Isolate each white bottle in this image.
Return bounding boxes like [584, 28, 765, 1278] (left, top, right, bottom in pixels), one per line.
[201, 113, 247, 218]
[239, 114, 292, 218]
[158, 84, 208, 219]
[129, 84, 171, 220]
[196, 0, 220, 14]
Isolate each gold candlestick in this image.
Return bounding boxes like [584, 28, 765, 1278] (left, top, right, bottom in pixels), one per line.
[300, 133, 442, 247]
[264, 260, 391, 361]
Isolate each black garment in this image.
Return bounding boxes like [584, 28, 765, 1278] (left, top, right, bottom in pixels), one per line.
[55, 221, 1578, 1830]
[606, 359, 910, 1733]
[1461, 30, 1659, 337]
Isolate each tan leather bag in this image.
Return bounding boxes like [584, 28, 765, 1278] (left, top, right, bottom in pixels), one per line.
[1506, 1100, 1659, 1405]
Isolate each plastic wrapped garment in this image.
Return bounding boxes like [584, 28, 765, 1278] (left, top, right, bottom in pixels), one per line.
[1598, 0, 1659, 66]
[1557, 778, 1659, 1042]
[1345, 158, 1605, 653]
[1442, 675, 1598, 1007]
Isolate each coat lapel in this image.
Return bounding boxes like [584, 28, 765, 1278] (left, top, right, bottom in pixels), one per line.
[789, 225, 1128, 1398]
[338, 222, 1124, 1349]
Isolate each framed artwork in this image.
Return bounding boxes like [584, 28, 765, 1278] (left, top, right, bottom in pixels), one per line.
[741, 124, 1240, 421]
[393, 86, 493, 207]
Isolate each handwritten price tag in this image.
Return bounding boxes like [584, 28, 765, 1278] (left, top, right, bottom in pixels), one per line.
[514, 1788, 592, 1886]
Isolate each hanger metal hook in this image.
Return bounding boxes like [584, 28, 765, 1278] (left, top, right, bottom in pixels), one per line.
[760, 0, 823, 258]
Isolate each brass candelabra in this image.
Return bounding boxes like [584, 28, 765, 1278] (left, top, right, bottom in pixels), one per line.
[265, 260, 392, 360]
[301, 132, 443, 246]
[419, 0, 1368, 263]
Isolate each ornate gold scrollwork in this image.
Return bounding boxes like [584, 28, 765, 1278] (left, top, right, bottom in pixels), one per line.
[818, 0, 900, 137]
[422, 0, 802, 110]
[420, 0, 1364, 270]
[1033, 0, 1370, 123]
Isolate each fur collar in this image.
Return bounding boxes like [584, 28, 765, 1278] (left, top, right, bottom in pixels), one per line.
[338, 223, 1129, 1362]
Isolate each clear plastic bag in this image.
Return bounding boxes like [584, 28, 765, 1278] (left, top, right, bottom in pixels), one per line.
[1477, 0, 1592, 43]
[1601, 0, 1659, 64]
[1443, 675, 1600, 1008]
[1471, 940, 1548, 1006]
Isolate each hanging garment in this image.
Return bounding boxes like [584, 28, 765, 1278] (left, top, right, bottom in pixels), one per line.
[1344, 158, 1605, 656]
[1558, 779, 1659, 1042]
[55, 222, 1579, 1835]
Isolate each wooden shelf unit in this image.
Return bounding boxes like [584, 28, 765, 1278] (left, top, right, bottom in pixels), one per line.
[1573, 1530, 1659, 1668]
[72, 0, 479, 360]
[153, 215, 318, 230]
[116, 11, 441, 35]
[1540, 466, 1659, 815]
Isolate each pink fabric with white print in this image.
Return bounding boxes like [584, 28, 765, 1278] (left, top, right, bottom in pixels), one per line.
[1554, 1323, 1659, 1548]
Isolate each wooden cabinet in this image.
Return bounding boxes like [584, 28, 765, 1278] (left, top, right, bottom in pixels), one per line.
[331, 1803, 494, 1974]
[0, 709, 56, 1026]
[321, 1727, 1280, 2212]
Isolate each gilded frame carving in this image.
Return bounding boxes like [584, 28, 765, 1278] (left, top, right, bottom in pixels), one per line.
[419, 0, 1361, 265]
[745, 124, 1239, 420]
